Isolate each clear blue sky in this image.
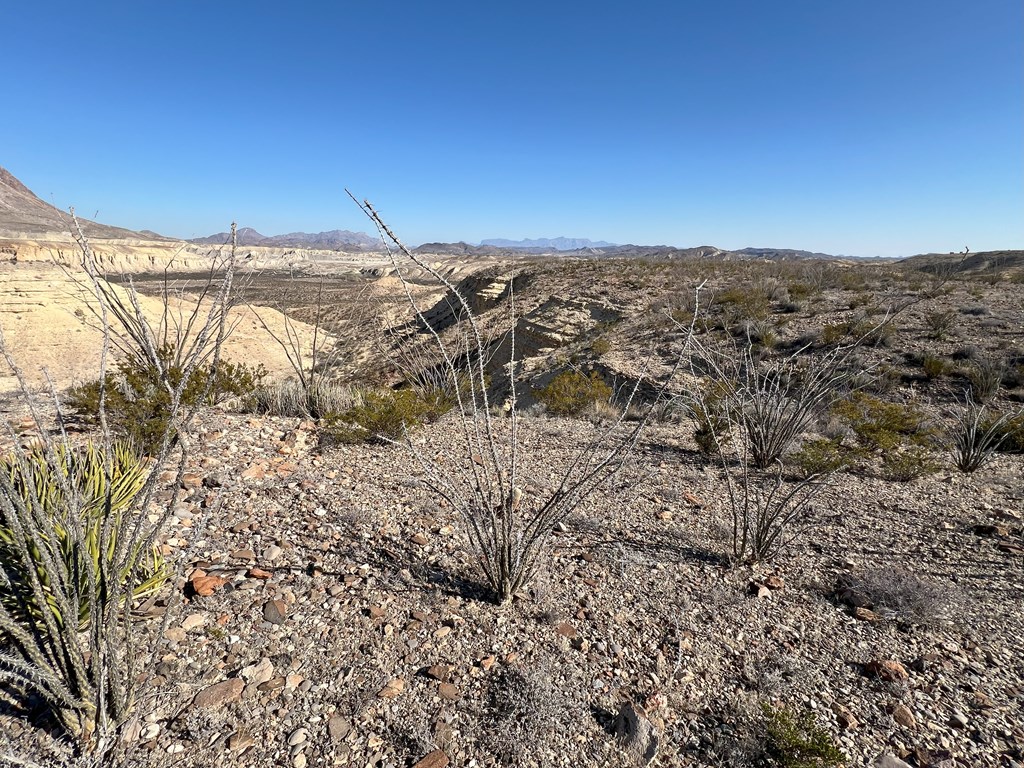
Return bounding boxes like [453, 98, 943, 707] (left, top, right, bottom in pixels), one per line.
[2, 1, 1021, 256]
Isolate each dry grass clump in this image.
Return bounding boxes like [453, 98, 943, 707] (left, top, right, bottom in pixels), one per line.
[837, 568, 952, 626]
[483, 663, 570, 764]
[248, 378, 358, 419]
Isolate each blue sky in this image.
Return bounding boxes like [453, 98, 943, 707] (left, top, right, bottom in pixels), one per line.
[2, 1, 1021, 256]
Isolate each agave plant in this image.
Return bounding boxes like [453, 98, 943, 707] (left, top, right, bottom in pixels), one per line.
[0, 440, 166, 630]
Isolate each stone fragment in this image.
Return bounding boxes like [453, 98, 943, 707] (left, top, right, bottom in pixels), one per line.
[412, 750, 450, 768]
[263, 599, 288, 624]
[865, 658, 908, 682]
[892, 704, 917, 728]
[288, 727, 309, 747]
[764, 575, 784, 590]
[193, 678, 244, 708]
[853, 607, 882, 622]
[614, 697, 661, 766]
[327, 716, 351, 742]
[410, 533, 429, 546]
[378, 677, 405, 698]
[947, 711, 968, 729]
[554, 622, 577, 639]
[240, 658, 275, 687]
[478, 655, 496, 671]
[247, 567, 273, 580]
[228, 730, 255, 752]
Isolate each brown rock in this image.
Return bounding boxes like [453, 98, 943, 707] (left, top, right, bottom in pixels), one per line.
[190, 574, 226, 597]
[327, 716, 351, 742]
[410, 533, 429, 546]
[892, 704, 917, 728]
[478, 655, 496, 671]
[425, 665, 452, 682]
[853, 607, 882, 622]
[378, 678, 405, 698]
[438, 682, 460, 701]
[247, 567, 273, 580]
[367, 605, 386, 619]
[554, 622, 577, 639]
[240, 463, 265, 480]
[831, 702, 860, 729]
[614, 697, 661, 765]
[257, 676, 286, 692]
[412, 750, 450, 768]
[747, 582, 772, 599]
[263, 599, 288, 624]
[193, 678, 244, 708]
[228, 729, 255, 752]
[865, 658, 909, 682]
[230, 549, 256, 561]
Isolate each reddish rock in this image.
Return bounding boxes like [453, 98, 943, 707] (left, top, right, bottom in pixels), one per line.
[190, 573, 226, 597]
[412, 750, 450, 768]
[193, 678, 244, 708]
[865, 658, 909, 682]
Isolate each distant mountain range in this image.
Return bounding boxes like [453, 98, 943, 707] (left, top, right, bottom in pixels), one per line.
[480, 237, 616, 250]
[191, 227, 379, 250]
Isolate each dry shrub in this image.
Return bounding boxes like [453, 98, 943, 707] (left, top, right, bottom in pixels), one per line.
[837, 568, 952, 626]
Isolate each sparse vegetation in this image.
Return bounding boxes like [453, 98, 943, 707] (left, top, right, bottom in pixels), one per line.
[534, 370, 613, 417]
[762, 703, 847, 768]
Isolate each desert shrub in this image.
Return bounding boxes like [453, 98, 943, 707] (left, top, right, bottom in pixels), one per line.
[484, 663, 568, 764]
[741, 318, 778, 349]
[951, 344, 984, 362]
[950, 398, 1019, 471]
[690, 379, 734, 455]
[923, 309, 956, 340]
[993, 412, 1024, 454]
[582, 398, 622, 425]
[881, 447, 940, 482]
[836, 568, 950, 626]
[67, 347, 265, 455]
[323, 388, 447, 443]
[534, 370, 613, 417]
[589, 337, 612, 356]
[786, 282, 814, 302]
[762, 704, 846, 768]
[819, 322, 849, 346]
[848, 292, 873, 310]
[967, 358, 1004, 403]
[920, 353, 951, 380]
[832, 393, 932, 452]
[249, 378, 357, 418]
[0, 441, 166, 631]
[788, 438, 851, 478]
[717, 286, 771, 322]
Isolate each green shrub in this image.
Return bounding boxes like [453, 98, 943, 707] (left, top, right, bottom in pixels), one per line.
[324, 388, 448, 443]
[66, 346, 266, 455]
[762, 704, 846, 768]
[589, 337, 612, 357]
[967, 358, 1004, 403]
[788, 438, 852, 478]
[881, 446, 940, 482]
[534, 371, 613, 417]
[832, 393, 932, 452]
[994, 412, 1024, 453]
[717, 286, 771, 322]
[0, 441, 166, 630]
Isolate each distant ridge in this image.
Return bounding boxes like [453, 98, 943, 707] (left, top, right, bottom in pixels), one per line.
[0, 166, 167, 239]
[191, 228, 379, 250]
[480, 236, 616, 250]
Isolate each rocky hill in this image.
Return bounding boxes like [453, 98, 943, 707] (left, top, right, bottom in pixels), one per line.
[0, 166, 167, 240]
[480, 236, 617, 250]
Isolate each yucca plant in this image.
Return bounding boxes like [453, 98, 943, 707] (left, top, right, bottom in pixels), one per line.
[950, 395, 1019, 472]
[0, 440, 166, 630]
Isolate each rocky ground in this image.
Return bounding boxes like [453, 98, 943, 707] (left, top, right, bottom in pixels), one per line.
[2, 405, 1022, 768]
[1, 254, 1023, 767]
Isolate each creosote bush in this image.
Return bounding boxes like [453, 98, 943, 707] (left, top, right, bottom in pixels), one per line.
[67, 346, 264, 455]
[323, 387, 451, 444]
[762, 704, 847, 768]
[832, 392, 932, 452]
[534, 370, 613, 417]
[788, 438, 850, 478]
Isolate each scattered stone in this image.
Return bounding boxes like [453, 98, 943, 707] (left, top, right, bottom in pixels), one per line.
[614, 697, 661, 766]
[764, 574, 784, 590]
[947, 711, 968, 729]
[181, 613, 207, 631]
[263, 599, 288, 624]
[412, 750, 450, 768]
[288, 727, 309, 747]
[853, 607, 882, 622]
[438, 682, 460, 701]
[891, 704, 917, 728]
[193, 678, 244, 708]
[410, 533, 429, 546]
[327, 716, 351, 742]
[240, 658, 275, 687]
[865, 658, 908, 682]
[378, 678, 405, 698]
[554, 622, 577, 639]
[247, 567, 273, 580]
[747, 582, 772, 599]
